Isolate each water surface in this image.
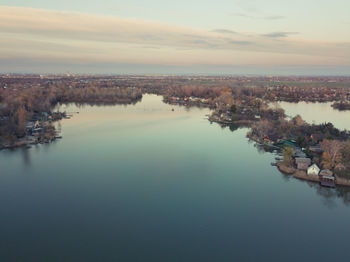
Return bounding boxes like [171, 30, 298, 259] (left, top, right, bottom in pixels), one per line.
[279, 101, 350, 130]
[1, 95, 350, 262]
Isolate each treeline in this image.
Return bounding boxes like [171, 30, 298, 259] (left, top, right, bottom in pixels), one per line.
[0, 85, 142, 146]
[166, 85, 230, 99]
[332, 101, 350, 111]
[54, 85, 142, 104]
[249, 116, 349, 144]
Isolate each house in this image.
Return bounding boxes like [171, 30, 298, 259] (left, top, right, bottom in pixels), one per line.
[42, 112, 49, 120]
[294, 148, 307, 158]
[220, 113, 231, 122]
[309, 145, 324, 154]
[25, 122, 35, 131]
[284, 140, 295, 147]
[319, 169, 333, 177]
[295, 157, 311, 170]
[319, 169, 335, 188]
[307, 164, 320, 176]
[263, 136, 273, 144]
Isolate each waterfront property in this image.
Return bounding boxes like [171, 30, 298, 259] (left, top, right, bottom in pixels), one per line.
[319, 169, 336, 188]
[294, 148, 307, 158]
[295, 157, 311, 170]
[307, 164, 320, 176]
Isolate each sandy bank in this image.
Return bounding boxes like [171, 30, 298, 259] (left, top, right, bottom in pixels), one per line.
[277, 162, 296, 174]
[293, 170, 320, 182]
[335, 176, 350, 187]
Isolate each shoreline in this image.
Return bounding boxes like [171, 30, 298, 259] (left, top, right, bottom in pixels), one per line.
[0, 112, 68, 151]
[3, 94, 350, 188]
[277, 162, 350, 187]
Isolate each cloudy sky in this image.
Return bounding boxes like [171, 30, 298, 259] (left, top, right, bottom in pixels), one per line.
[1, 0, 350, 74]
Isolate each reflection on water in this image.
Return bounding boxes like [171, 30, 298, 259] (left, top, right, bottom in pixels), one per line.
[279, 101, 350, 130]
[307, 179, 350, 207]
[20, 148, 31, 167]
[4, 96, 350, 206]
[1, 95, 350, 262]
[276, 101, 350, 204]
[208, 121, 350, 206]
[279, 172, 350, 208]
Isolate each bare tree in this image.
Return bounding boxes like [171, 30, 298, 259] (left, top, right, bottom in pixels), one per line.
[320, 139, 343, 169]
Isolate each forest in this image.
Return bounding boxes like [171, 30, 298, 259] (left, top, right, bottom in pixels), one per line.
[0, 81, 142, 148]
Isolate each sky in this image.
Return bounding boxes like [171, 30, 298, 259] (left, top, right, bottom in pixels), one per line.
[0, 0, 350, 75]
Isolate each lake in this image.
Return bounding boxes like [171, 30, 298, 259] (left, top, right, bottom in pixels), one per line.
[1, 94, 350, 262]
[279, 101, 350, 130]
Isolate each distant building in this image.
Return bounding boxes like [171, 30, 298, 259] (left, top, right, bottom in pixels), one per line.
[294, 148, 307, 158]
[295, 157, 311, 170]
[307, 164, 320, 176]
[309, 145, 324, 154]
[284, 140, 295, 147]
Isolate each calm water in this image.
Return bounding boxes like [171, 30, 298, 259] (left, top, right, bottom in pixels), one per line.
[279, 101, 350, 130]
[1, 95, 350, 262]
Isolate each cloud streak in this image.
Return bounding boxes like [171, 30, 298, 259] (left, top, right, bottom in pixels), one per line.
[262, 32, 299, 38]
[211, 29, 237, 35]
[231, 12, 286, 20]
[0, 6, 349, 68]
[265, 15, 286, 20]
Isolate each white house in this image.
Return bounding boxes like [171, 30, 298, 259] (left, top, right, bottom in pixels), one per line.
[307, 164, 320, 176]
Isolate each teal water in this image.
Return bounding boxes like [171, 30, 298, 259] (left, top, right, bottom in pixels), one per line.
[1, 95, 350, 262]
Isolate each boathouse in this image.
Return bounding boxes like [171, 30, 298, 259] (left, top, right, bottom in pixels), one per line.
[319, 169, 335, 188]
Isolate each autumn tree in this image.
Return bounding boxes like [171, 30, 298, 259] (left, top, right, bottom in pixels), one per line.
[252, 119, 273, 138]
[292, 115, 305, 126]
[16, 106, 27, 135]
[321, 152, 333, 170]
[230, 104, 237, 113]
[320, 139, 343, 170]
[283, 147, 294, 167]
[341, 141, 350, 164]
